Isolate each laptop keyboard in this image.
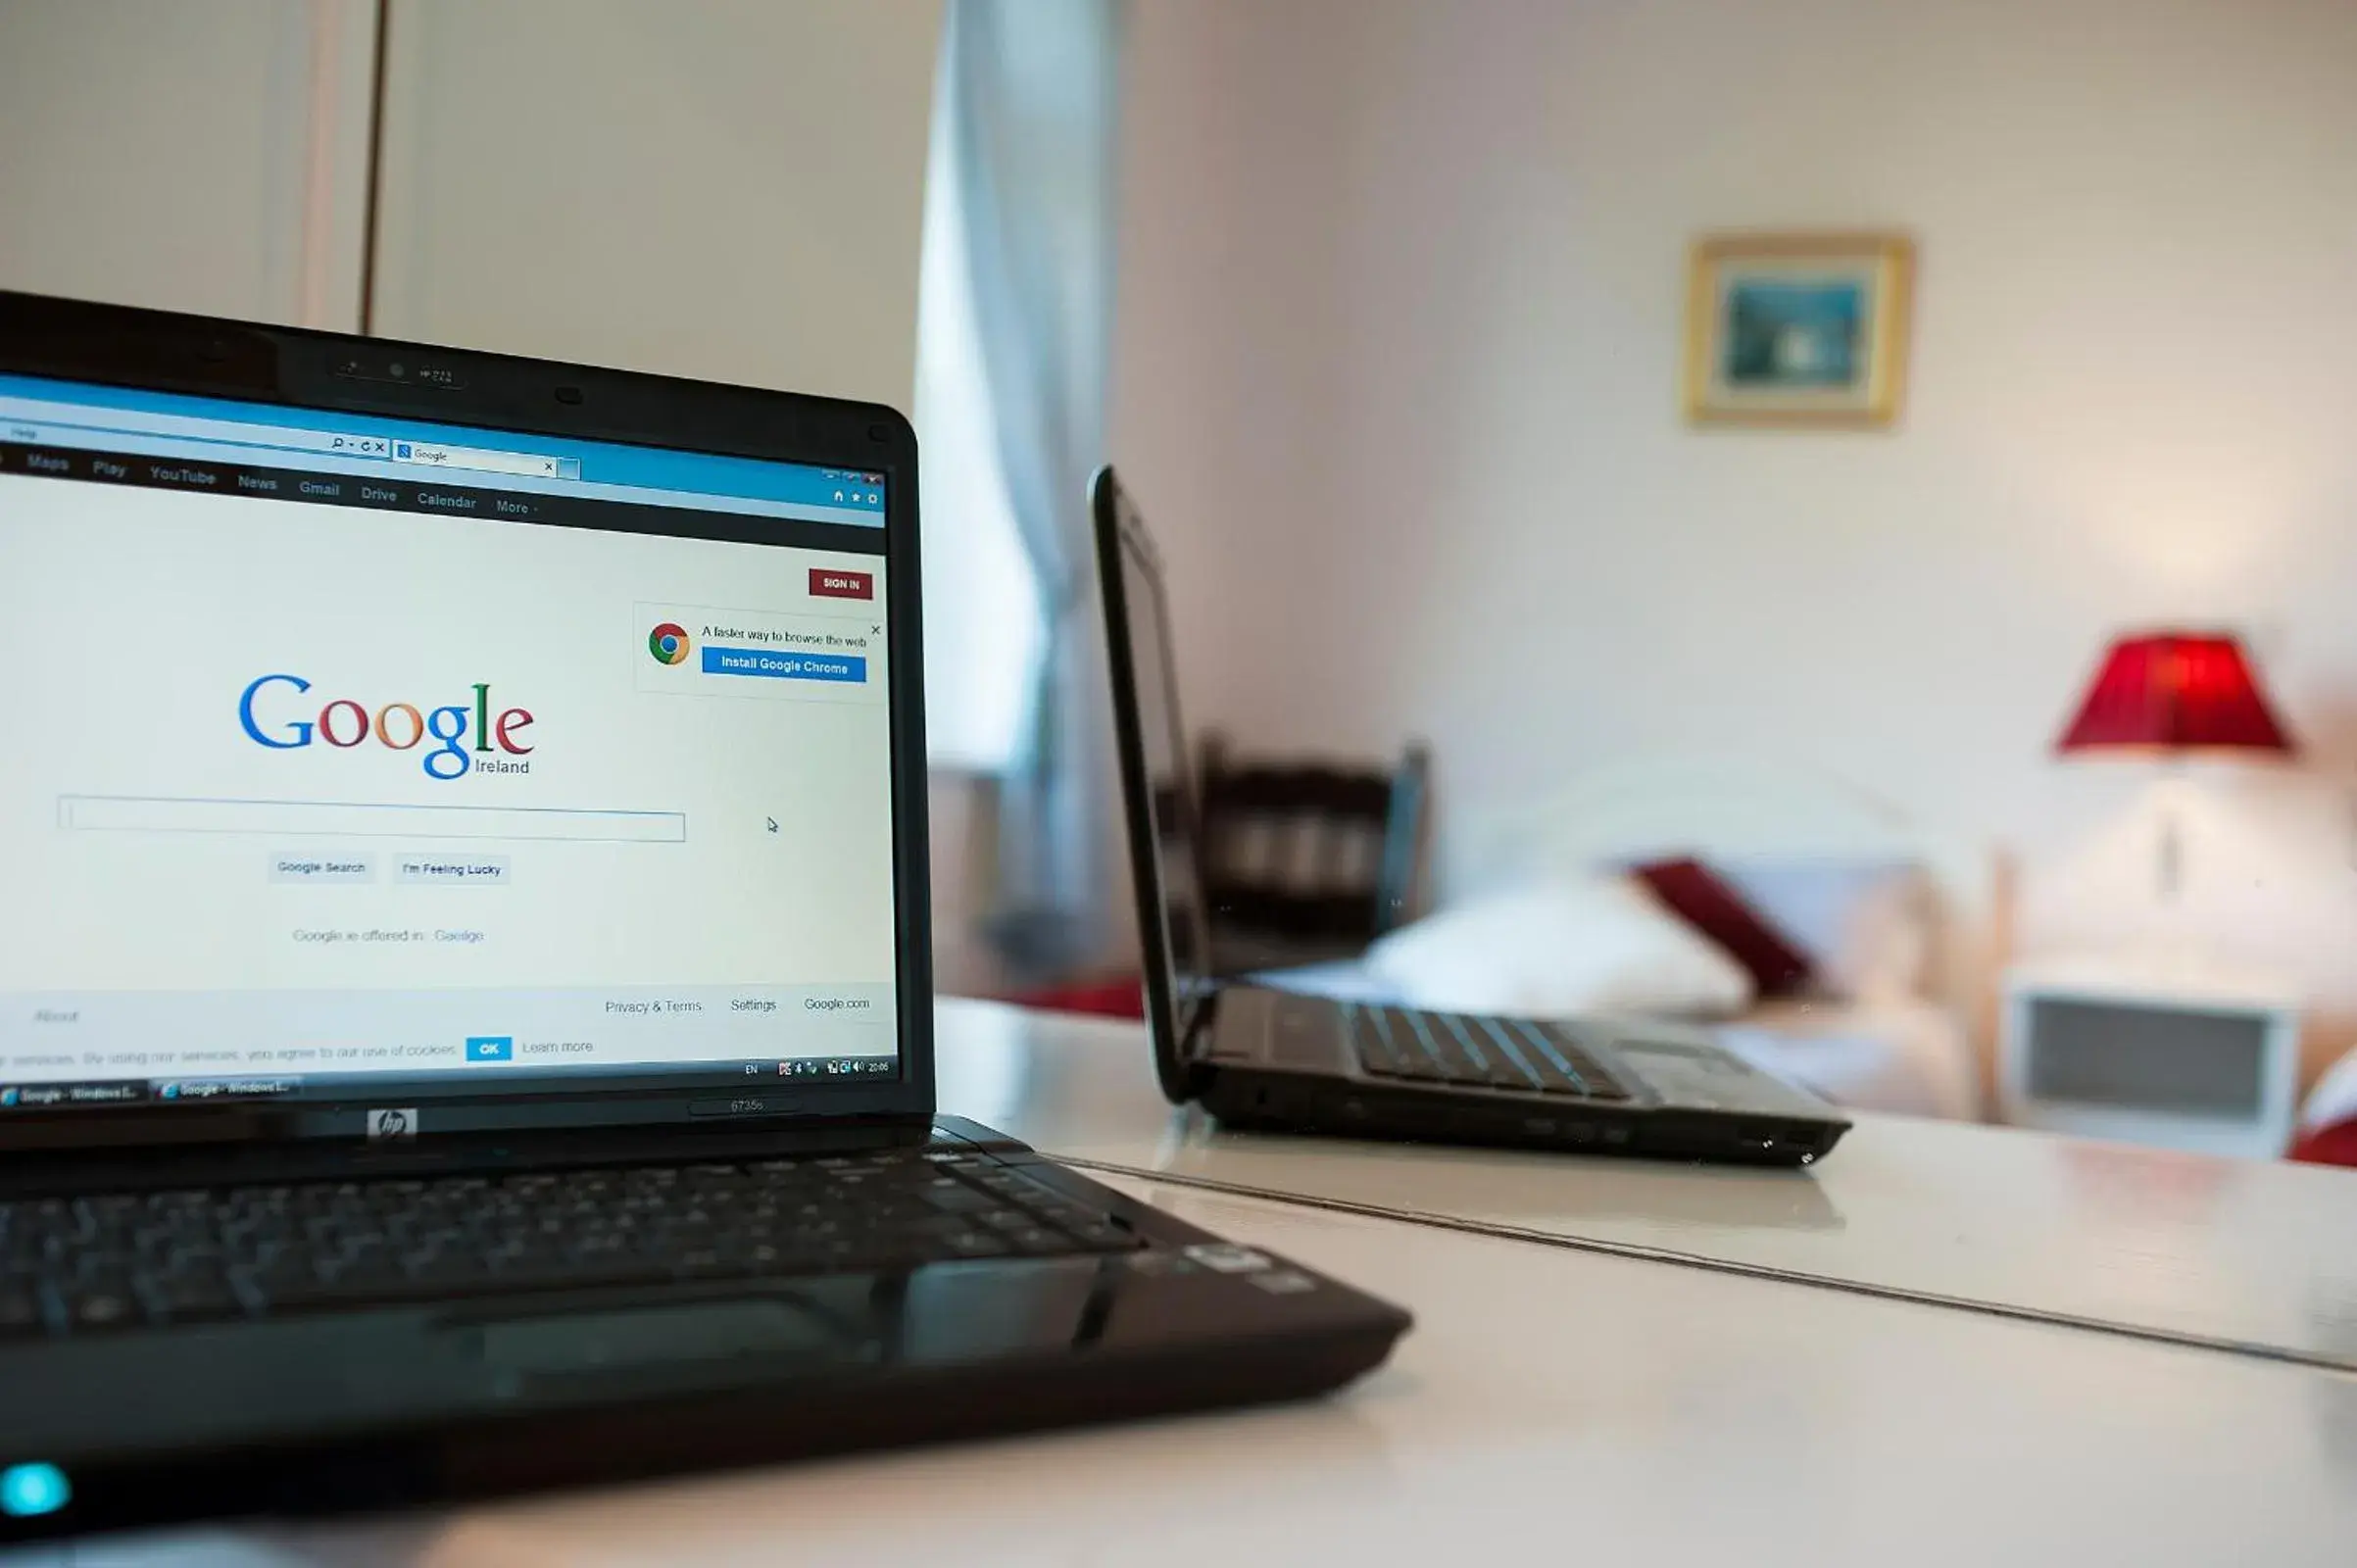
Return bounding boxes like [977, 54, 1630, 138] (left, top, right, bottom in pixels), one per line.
[1344, 1004, 1633, 1100]
[0, 1151, 1142, 1339]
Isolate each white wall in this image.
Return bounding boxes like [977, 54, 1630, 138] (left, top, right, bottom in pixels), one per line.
[0, 0, 940, 397]
[0, 0, 375, 327]
[1113, 0, 2357, 1065]
[372, 0, 940, 407]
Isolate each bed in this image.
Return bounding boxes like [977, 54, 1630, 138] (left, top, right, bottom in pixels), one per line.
[1263, 754, 1996, 1122]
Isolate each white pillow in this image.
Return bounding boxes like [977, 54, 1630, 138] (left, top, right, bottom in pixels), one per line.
[1361, 875, 1754, 1019]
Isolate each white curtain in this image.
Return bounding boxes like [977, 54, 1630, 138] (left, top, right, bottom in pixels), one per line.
[937, 0, 1126, 980]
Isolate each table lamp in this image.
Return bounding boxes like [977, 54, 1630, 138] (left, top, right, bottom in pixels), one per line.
[2054, 630, 2295, 902]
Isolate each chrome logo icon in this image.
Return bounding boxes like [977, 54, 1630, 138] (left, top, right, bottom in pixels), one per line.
[648, 622, 692, 665]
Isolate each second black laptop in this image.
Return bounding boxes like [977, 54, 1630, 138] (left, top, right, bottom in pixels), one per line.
[1092, 465, 1851, 1167]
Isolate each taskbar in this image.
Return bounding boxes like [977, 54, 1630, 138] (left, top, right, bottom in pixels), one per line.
[0, 1054, 899, 1111]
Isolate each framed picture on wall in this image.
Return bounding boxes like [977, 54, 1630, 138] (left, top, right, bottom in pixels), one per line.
[1684, 231, 1915, 427]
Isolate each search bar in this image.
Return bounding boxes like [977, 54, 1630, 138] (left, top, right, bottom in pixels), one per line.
[391, 441, 572, 480]
[58, 796, 685, 844]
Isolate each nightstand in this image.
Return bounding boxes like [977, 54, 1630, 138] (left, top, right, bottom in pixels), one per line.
[1998, 958, 2301, 1158]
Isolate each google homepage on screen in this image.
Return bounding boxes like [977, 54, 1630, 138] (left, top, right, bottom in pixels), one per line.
[0, 373, 902, 1111]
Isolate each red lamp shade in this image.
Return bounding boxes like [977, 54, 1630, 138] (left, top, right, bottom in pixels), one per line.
[2055, 632, 2295, 757]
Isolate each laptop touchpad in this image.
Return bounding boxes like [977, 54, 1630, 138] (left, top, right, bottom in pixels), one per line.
[453, 1298, 847, 1377]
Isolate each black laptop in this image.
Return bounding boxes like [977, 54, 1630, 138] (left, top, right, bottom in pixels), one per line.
[1092, 466, 1851, 1166]
[0, 293, 1408, 1545]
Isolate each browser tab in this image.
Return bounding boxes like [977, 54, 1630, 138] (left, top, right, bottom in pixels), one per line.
[392, 440, 562, 481]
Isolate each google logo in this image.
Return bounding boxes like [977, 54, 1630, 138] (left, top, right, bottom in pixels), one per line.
[238, 676, 535, 781]
[648, 622, 691, 665]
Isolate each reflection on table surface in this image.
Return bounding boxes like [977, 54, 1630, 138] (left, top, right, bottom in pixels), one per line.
[936, 998, 2357, 1370]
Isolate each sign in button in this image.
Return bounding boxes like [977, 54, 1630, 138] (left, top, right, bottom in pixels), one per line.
[809, 567, 874, 600]
[700, 647, 866, 684]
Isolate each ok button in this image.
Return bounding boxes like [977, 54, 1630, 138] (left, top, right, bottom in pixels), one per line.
[465, 1036, 514, 1062]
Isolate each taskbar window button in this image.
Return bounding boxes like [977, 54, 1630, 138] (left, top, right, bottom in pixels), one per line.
[0, 1081, 149, 1109]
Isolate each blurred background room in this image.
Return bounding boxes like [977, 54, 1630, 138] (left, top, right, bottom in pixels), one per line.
[10, 0, 2357, 1163]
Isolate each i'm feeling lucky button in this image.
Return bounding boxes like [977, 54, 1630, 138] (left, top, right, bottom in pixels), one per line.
[396, 856, 510, 885]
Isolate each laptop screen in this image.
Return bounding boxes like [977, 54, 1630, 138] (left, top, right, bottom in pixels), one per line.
[1107, 504, 1216, 1043]
[0, 370, 903, 1120]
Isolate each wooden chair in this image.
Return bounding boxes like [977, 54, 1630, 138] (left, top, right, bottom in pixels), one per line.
[1194, 731, 1429, 973]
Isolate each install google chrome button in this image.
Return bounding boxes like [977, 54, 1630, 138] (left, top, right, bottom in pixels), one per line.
[700, 647, 866, 683]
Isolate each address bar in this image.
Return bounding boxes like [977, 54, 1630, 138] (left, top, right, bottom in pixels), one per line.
[0, 393, 390, 460]
[0, 390, 577, 480]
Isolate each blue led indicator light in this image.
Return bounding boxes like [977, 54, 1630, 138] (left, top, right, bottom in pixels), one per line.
[0, 1461, 70, 1517]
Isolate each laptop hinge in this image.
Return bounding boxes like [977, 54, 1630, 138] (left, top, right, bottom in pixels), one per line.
[0, 1113, 956, 1200]
[1182, 989, 1223, 1085]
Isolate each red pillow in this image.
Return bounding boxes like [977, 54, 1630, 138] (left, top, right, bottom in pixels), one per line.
[1630, 858, 1815, 998]
[2289, 1119, 2357, 1168]
[1004, 974, 1148, 1021]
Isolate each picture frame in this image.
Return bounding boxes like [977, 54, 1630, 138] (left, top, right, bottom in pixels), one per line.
[1684, 231, 1915, 427]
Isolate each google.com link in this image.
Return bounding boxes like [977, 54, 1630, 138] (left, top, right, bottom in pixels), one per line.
[802, 997, 870, 1013]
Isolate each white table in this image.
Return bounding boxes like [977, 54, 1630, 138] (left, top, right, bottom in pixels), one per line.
[39, 1175, 2357, 1567]
[939, 1000, 2357, 1370]
[17, 1000, 2357, 1566]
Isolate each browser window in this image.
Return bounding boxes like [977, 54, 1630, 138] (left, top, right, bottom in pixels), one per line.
[0, 373, 903, 1110]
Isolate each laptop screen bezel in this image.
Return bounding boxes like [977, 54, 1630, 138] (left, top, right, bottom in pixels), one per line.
[1091, 466, 1215, 1104]
[0, 289, 937, 1151]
